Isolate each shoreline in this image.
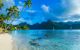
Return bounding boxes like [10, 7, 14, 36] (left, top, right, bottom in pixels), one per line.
[0, 33, 12, 50]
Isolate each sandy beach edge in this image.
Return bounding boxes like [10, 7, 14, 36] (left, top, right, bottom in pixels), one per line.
[0, 33, 13, 50]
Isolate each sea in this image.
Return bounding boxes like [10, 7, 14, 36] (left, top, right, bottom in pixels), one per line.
[11, 30, 80, 50]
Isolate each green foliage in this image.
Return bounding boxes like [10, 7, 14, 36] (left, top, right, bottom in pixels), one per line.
[6, 16, 11, 20]
[0, 0, 32, 32]
[21, 25, 29, 30]
[0, 23, 7, 29]
[6, 6, 19, 17]
[9, 24, 15, 31]
[0, 14, 6, 22]
[0, 0, 3, 9]
[0, 3, 3, 9]
[24, 0, 32, 8]
[14, 25, 29, 30]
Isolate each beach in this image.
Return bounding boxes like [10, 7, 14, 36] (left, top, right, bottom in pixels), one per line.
[0, 33, 12, 50]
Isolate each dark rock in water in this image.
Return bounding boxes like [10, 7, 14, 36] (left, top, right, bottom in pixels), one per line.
[29, 40, 40, 46]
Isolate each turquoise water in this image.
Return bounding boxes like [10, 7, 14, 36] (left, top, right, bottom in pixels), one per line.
[11, 30, 80, 50]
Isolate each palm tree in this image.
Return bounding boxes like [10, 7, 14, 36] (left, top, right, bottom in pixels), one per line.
[0, 0, 3, 9]
[24, 0, 32, 8]
[0, 14, 7, 32]
[0, 3, 3, 9]
[6, 6, 19, 17]
[7, 24, 15, 31]
[0, 14, 11, 28]
[21, 25, 29, 30]
[0, 14, 5, 23]
[5, 6, 19, 30]
[0, 0, 32, 33]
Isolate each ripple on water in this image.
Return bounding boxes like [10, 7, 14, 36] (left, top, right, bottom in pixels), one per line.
[11, 30, 80, 50]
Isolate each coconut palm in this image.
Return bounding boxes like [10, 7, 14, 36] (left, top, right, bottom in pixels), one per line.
[0, 14, 11, 28]
[0, 14, 5, 22]
[0, 14, 8, 32]
[21, 25, 29, 30]
[0, 0, 3, 9]
[6, 6, 19, 17]
[0, 14, 7, 32]
[0, 0, 32, 32]
[7, 24, 15, 31]
[24, 0, 32, 8]
[0, 3, 3, 9]
[5, 6, 19, 30]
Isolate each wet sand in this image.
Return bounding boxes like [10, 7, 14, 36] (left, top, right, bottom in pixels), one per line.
[0, 33, 12, 50]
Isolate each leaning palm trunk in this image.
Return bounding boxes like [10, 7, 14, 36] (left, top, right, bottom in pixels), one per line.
[4, 6, 19, 32]
[4, 17, 16, 32]
[1, 1, 32, 32]
[6, 6, 26, 31]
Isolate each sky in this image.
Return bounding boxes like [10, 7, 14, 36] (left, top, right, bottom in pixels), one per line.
[2, 0, 80, 25]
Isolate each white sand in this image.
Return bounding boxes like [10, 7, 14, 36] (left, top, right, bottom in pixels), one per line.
[0, 33, 12, 50]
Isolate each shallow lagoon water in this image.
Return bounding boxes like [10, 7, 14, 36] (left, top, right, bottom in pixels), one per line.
[11, 30, 80, 50]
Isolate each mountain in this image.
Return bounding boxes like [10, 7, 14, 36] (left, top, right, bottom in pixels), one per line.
[18, 20, 54, 29]
[29, 20, 54, 29]
[18, 20, 80, 29]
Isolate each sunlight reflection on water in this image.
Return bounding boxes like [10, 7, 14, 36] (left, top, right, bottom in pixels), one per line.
[11, 30, 80, 50]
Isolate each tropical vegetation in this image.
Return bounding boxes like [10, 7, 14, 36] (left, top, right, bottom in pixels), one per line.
[0, 0, 32, 33]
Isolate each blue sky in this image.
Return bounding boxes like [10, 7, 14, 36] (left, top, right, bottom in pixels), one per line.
[2, 0, 80, 25]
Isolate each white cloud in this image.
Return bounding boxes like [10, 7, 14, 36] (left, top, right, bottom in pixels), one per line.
[26, 10, 36, 13]
[17, 6, 23, 11]
[64, 19, 80, 22]
[18, 18, 26, 22]
[19, 1, 23, 5]
[58, 0, 80, 22]
[17, 1, 24, 11]
[67, 0, 80, 15]
[18, 1, 24, 6]
[26, 20, 33, 25]
[12, 20, 21, 25]
[3, 0, 15, 7]
[0, 0, 15, 14]
[63, 0, 80, 16]
[41, 5, 49, 12]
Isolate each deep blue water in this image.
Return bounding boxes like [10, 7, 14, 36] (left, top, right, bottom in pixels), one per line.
[11, 30, 80, 50]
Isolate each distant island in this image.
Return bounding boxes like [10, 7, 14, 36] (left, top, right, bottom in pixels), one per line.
[14, 20, 80, 30]
[1, 20, 80, 33]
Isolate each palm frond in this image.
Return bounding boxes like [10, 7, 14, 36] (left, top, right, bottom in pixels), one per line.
[24, 0, 32, 8]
